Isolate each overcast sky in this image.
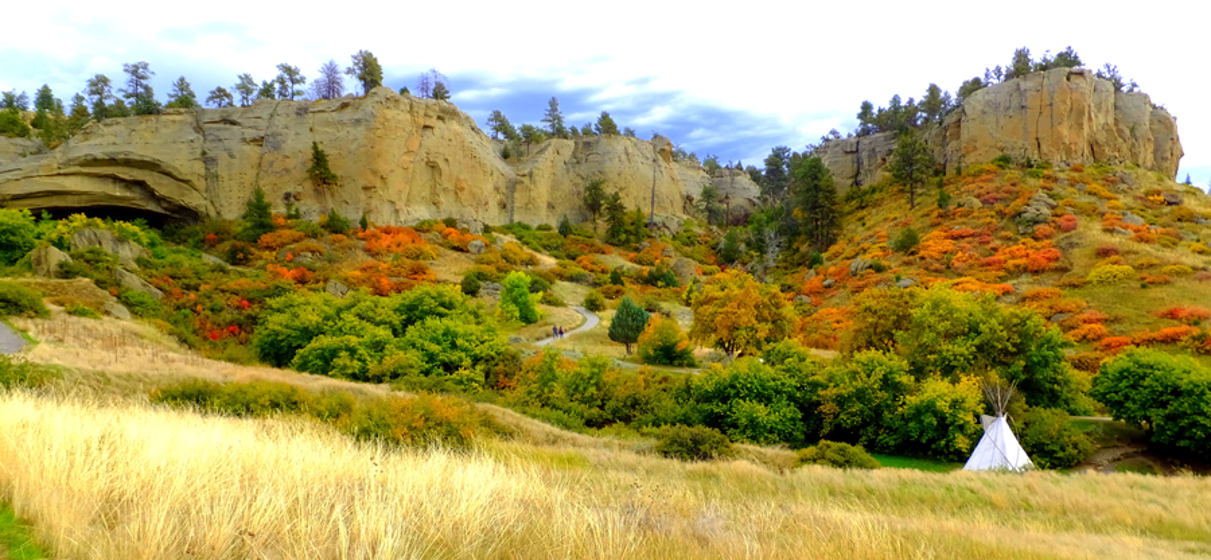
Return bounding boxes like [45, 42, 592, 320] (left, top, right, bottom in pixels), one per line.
[2, 0, 1207, 187]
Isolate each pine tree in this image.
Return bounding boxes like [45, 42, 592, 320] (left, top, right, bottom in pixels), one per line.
[359, 214, 370, 231]
[608, 296, 650, 354]
[257, 80, 276, 100]
[67, 94, 91, 134]
[630, 207, 648, 244]
[791, 155, 841, 252]
[431, 81, 450, 101]
[604, 192, 628, 244]
[762, 146, 792, 202]
[582, 178, 607, 230]
[345, 50, 382, 95]
[719, 229, 742, 264]
[594, 111, 619, 135]
[541, 97, 566, 138]
[486, 110, 518, 141]
[206, 86, 234, 108]
[121, 62, 160, 115]
[698, 185, 725, 225]
[887, 129, 935, 210]
[324, 209, 351, 235]
[558, 215, 573, 236]
[307, 142, 339, 187]
[920, 84, 945, 124]
[239, 186, 275, 242]
[165, 76, 198, 109]
[234, 74, 257, 106]
[85, 75, 113, 120]
[275, 64, 306, 100]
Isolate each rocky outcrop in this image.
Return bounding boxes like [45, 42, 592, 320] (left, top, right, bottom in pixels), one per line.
[71, 228, 151, 268]
[30, 245, 72, 278]
[818, 67, 1183, 191]
[115, 268, 163, 300]
[0, 88, 758, 227]
[0, 137, 47, 165]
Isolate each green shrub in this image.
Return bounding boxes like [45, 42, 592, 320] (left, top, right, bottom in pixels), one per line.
[540, 290, 566, 306]
[0, 209, 37, 266]
[344, 393, 504, 449]
[582, 290, 606, 312]
[795, 440, 881, 469]
[65, 303, 100, 319]
[892, 228, 920, 254]
[690, 358, 810, 445]
[637, 315, 696, 367]
[460, 273, 481, 296]
[295, 221, 324, 238]
[991, 154, 1013, 168]
[654, 425, 733, 461]
[1091, 348, 1211, 457]
[118, 289, 162, 317]
[323, 209, 351, 235]
[536, 223, 553, 232]
[0, 282, 47, 317]
[497, 271, 540, 324]
[0, 356, 59, 389]
[1018, 407, 1094, 469]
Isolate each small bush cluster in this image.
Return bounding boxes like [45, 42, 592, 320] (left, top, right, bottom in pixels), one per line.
[654, 425, 733, 461]
[795, 440, 881, 469]
[0, 282, 48, 317]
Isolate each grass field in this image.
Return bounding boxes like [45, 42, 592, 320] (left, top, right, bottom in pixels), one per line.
[871, 454, 963, 473]
[3, 391, 1211, 560]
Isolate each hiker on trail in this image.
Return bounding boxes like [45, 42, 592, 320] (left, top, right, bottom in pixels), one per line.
[559, 326, 565, 338]
[553, 325, 558, 339]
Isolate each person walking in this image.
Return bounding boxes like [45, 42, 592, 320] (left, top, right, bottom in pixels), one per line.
[552, 325, 558, 339]
[559, 326, 565, 338]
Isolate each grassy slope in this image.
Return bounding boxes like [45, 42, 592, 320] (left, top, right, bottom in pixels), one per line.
[0, 504, 47, 560]
[2, 390, 1210, 560]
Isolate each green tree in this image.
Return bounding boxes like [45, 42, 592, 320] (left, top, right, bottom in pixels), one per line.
[690, 358, 810, 444]
[956, 77, 986, 102]
[33, 85, 57, 113]
[121, 61, 160, 115]
[891, 227, 920, 254]
[402, 317, 509, 377]
[307, 142, 339, 187]
[702, 155, 721, 175]
[582, 178, 607, 230]
[541, 97, 566, 138]
[604, 192, 628, 244]
[85, 75, 114, 120]
[1005, 47, 1033, 80]
[887, 128, 934, 209]
[518, 124, 544, 155]
[718, 229, 742, 264]
[0, 209, 38, 266]
[594, 111, 619, 135]
[937, 184, 951, 210]
[257, 80, 277, 100]
[920, 84, 945, 123]
[580, 123, 593, 136]
[346, 50, 383, 95]
[697, 184, 725, 225]
[1, 106, 31, 138]
[234, 74, 257, 106]
[1092, 349, 1211, 457]
[816, 351, 914, 449]
[275, 63, 306, 100]
[637, 315, 696, 367]
[1018, 407, 1094, 469]
[790, 155, 841, 252]
[165, 76, 198, 109]
[558, 215, 573, 236]
[431, 81, 450, 101]
[629, 207, 648, 244]
[1, 90, 29, 111]
[761, 146, 793, 202]
[895, 375, 983, 460]
[239, 186, 275, 242]
[856, 101, 876, 136]
[324, 209, 351, 235]
[486, 110, 519, 141]
[1095, 64, 1139, 93]
[359, 214, 369, 230]
[498, 271, 540, 324]
[66, 93, 91, 134]
[608, 296, 650, 354]
[206, 86, 234, 108]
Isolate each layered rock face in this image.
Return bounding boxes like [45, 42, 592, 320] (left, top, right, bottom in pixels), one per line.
[818, 67, 1183, 190]
[0, 88, 758, 226]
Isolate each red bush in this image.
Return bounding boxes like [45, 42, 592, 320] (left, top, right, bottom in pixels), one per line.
[1154, 307, 1211, 324]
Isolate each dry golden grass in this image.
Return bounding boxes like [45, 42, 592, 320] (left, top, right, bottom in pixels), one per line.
[2, 391, 1211, 560]
[9, 312, 390, 399]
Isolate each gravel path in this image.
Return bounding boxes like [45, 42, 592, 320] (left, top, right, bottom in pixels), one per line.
[0, 322, 25, 355]
[534, 307, 599, 347]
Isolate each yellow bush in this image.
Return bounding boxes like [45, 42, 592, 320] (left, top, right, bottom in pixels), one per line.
[1086, 264, 1136, 286]
[1132, 257, 1160, 269]
[398, 244, 439, 261]
[1161, 265, 1193, 277]
[1190, 243, 1211, 255]
[1171, 206, 1197, 223]
[1105, 200, 1125, 210]
[501, 242, 538, 266]
[1086, 184, 1116, 200]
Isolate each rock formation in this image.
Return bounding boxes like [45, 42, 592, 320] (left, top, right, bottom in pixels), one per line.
[0, 89, 759, 227]
[817, 67, 1183, 191]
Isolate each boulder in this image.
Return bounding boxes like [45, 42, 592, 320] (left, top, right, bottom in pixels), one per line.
[200, 253, 228, 267]
[1016, 192, 1058, 232]
[671, 257, 697, 285]
[849, 258, 872, 276]
[638, 241, 650, 251]
[895, 278, 916, 288]
[114, 268, 163, 300]
[1122, 212, 1146, 226]
[103, 301, 132, 320]
[481, 282, 503, 296]
[71, 228, 151, 268]
[1163, 192, 1184, 206]
[1112, 227, 1133, 236]
[468, 239, 486, 254]
[1050, 313, 1071, 323]
[326, 280, 350, 297]
[29, 245, 72, 278]
[793, 295, 812, 305]
[822, 278, 836, 289]
[661, 245, 675, 258]
[457, 218, 484, 235]
[960, 196, 983, 210]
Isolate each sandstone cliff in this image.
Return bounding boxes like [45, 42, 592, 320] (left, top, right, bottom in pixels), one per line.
[0, 88, 758, 227]
[817, 67, 1183, 190]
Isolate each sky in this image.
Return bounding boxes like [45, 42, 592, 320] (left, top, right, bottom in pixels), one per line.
[2, 0, 1208, 188]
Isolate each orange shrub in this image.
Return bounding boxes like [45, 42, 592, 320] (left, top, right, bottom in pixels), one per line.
[1024, 288, 1062, 302]
[575, 255, 609, 274]
[257, 230, 306, 250]
[950, 277, 1014, 296]
[917, 230, 956, 261]
[1066, 323, 1109, 342]
[1057, 215, 1078, 232]
[439, 227, 489, 252]
[265, 264, 314, 284]
[1096, 336, 1133, 354]
[797, 307, 852, 350]
[1155, 307, 1211, 324]
[1131, 326, 1200, 346]
[1141, 274, 1172, 285]
[359, 226, 427, 256]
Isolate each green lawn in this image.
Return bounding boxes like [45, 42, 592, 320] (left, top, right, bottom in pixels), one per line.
[0, 504, 47, 560]
[872, 454, 963, 473]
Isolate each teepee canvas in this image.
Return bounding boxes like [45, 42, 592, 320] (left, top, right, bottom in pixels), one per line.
[963, 384, 1034, 472]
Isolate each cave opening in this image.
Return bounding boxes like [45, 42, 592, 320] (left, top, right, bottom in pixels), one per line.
[30, 205, 197, 230]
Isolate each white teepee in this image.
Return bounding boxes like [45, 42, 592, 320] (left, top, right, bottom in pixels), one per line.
[963, 384, 1034, 472]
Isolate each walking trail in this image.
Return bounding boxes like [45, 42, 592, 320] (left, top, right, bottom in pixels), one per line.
[534, 306, 599, 347]
[0, 321, 25, 355]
